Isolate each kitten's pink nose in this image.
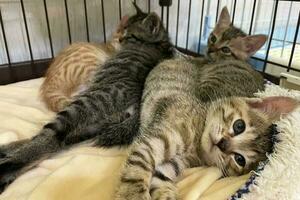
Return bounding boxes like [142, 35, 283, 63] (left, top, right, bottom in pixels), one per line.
[217, 138, 229, 152]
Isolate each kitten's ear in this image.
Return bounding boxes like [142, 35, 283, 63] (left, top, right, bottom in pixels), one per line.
[246, 96, 299, 121]
[241, 34, 267, 57]
[230, 35, 267, 60]
[142, 13, 161, 34]
[216, 7, 231, 28]
[116, 15, 129, 33]
[132, 1, 145, 16]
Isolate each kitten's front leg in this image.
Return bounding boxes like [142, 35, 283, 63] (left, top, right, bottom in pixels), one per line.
[115, 132, 186, 200]
[115, 139, 154, 200]
[149, 157, 186, 200]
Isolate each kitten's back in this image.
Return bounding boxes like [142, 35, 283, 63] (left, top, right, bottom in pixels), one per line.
[141, 58, 264, 128]
[195, 59, 264, 102]
[40, 42, 118, 112]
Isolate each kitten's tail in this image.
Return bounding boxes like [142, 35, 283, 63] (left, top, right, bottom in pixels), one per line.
[40, 88, 72, 112]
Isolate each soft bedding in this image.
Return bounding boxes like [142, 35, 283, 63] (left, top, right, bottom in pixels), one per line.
[0, 78, 299, 200]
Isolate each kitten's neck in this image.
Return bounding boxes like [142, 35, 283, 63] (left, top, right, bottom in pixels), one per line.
[120, 42, 172, 66]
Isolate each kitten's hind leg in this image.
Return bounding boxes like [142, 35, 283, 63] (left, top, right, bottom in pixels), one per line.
[0, 129, 62, 193]
[95, 111, 140, 147]
[67, 107, 140, 147]
[0, 93, 106, 193]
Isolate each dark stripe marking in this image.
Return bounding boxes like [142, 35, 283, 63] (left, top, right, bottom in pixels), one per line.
[127, 159, 152, 172]
[169, 159, 180, 177]
[153, 170, 172, 182]
[142, 139, 154, 152]
[131, 151, 148, 162]
[120, 177, 144, 184]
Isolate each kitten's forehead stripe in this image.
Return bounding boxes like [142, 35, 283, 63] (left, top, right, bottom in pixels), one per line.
[222, 26, 246, 41]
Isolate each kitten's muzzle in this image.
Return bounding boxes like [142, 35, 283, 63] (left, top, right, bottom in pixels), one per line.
[216, 138, 229, 152]
[207, 46, 218, 53]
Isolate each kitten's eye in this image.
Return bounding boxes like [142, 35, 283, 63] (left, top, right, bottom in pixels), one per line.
[234, 153, 246, 167]
[233, 119, 245, 135]
[210, 34, 217, 43]
[221, 47, 231, 54]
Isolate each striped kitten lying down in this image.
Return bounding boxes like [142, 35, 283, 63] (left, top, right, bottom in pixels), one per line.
[115, 58, 298, 199]
[40, 16, 128, 112]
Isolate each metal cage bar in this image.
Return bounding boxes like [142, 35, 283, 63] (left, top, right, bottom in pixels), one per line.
[215, 0, 220, 23]
[148, 0, 151, 13]
[119, 0, 122, 20]
[262, 0, 279, 72]
[64, 0, 72, 44]
[175, 0, 180, 46]
[83, 0, 90, 42]
[248, 0, 257, 34]
[0, 9, 11, 66]
[0, 8, 15, 82]
[232, 0, 237, 24]
[161, 6, 164, 22]
[287, 11, 300, 72]
[20, 0, 36, 77]
[43, 0, 54, 58]
[100, 0, 106, 43]
[185, 0, 192, 49]
[197, 0, 205, 54]
[166, 5, 170, 32]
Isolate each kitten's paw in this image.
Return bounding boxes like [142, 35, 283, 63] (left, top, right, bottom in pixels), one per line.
[0, 148, 23, 175]
[0, 171, 17, 194]
[115, 183, 151, 200]
[0, 147, 24, 194]
[151, 184, 179, 200]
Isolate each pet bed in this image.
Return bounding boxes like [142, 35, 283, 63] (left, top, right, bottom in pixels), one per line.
[0, 78, 299, 200]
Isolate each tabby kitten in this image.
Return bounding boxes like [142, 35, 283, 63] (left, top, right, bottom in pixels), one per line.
[40, 16, 128, 112]
[115, 58, 298, 200]
[0, 4, 172, 193]
[206, 7, 267, 61]
[175, 7, 267, 65]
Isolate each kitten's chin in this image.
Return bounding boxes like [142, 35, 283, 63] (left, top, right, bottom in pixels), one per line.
[200, 119, 226, 167]
[200, 127, 220, 166]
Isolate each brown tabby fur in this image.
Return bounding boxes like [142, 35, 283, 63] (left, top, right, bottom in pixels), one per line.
[206, 7, 267, 61]
[115, 58, 299, 200]
[40, 17, 128, 112]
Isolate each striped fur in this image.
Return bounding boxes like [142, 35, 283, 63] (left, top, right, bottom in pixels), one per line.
[40, 16, 127, 112]
[115, 56, 285, 199]
[0, 8, 172, 193]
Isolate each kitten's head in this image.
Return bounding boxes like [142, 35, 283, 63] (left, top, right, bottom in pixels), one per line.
[120, 3, 169, 47]
[207, 7, 267, 61]
[201, 96, 298, 176]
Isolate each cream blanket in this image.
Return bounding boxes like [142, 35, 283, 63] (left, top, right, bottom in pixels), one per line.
[0, 78, 285, 200]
